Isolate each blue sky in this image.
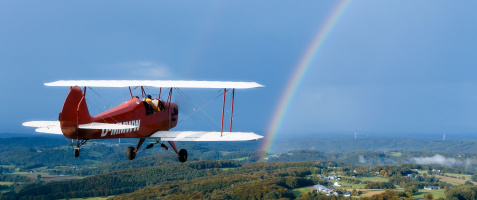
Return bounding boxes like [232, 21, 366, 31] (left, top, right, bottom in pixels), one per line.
[2, 1, 477, 137]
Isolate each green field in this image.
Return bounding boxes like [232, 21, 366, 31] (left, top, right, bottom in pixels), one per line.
[360, 176, 390, 182]
[341, 175, 390, 183]
[291, 186, 313, 197]
[337, 180, 364, 189]
[389, 152, 402, 157]
[62, 196, 114, 200]
[0, 182, 14, 186]
[439, 179, 461, 186]
[413, 169, 427, 175]
[412, 189, 445, 199]
[232, 157, 249, 161]
[444, 173, 473, 180]
[219, 151, 231, 156]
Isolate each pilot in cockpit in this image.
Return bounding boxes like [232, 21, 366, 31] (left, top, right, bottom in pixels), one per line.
[144, 95, 164, 111]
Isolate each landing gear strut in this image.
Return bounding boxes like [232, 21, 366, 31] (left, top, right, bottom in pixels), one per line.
[127, 138, 145, 160]
[125, 139, 188, 162]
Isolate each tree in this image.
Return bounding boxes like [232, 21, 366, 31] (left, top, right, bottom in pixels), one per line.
[405, 185, 418, 195]
[37, 174, 41, 180]
[472, 175, 477, 182]
[424, 193, 434, 200]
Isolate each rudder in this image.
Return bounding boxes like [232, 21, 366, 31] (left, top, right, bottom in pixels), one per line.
[59, 86, 92, 139]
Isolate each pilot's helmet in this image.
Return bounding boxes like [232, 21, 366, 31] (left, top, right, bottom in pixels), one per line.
[147, 95, 152, 99]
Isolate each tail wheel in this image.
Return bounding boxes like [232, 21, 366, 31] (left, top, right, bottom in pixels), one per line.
[178, 149, 188, 163]
[74, 148, 80, 158]
[127, 147, 136, 160]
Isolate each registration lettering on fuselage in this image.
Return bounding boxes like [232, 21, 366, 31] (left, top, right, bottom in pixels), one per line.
[100, 120, 141, 137]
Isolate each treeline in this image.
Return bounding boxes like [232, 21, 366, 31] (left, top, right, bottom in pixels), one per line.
[0, 137, 260, 171]
[446, 185, 477, 199]
[112, 162, 331, 200]
[1, 161, 341, 200]
[0, 160, 241, 199]
[0, 174, 35, 183]
[365, 181, 396, 189]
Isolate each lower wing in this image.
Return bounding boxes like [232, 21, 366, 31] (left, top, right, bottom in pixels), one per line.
[147, 131, 263, 141]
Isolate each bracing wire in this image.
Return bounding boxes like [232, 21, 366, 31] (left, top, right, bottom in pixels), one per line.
[175, 88, 219, 130]
[175, 88, 227, 129]
[85, 87, 131, 124]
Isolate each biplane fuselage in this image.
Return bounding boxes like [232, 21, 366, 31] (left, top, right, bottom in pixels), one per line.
[60, 86, 178, 140]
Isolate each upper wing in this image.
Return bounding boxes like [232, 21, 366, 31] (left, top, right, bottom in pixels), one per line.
[45, 80, 264, 89]
[147, 131, 263, 141]
[23, 121, 137, 134]
[22, 121, 62, 134]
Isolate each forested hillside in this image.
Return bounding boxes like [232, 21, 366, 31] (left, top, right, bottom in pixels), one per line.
[3, 136, 477, 199]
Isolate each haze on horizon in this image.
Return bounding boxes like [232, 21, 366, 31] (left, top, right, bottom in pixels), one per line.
[2, 1, 477, 139]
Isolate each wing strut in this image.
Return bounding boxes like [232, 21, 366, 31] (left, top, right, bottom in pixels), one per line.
[166, 88, 173, 108]
[220, 89, 226, 136]
[220, 88, 236, 137]
[230, 89, 235, 132]
[140, 86, 146, 98]
[158, 87, 162, 100]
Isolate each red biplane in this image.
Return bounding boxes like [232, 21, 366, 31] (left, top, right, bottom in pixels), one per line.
[23, 80, 264, 162]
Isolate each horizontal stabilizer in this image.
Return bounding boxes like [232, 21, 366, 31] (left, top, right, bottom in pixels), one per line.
[45, 80, 264, 89]
[22, 121, 62, 134]
[78, 122, 137, 130]
[147, 131, 263, 141]
[23, 121, 137, 134]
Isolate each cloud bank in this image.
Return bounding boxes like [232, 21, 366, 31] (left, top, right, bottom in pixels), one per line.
[411, 154, 476, 169]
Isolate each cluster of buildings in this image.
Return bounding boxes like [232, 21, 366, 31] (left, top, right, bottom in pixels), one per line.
[314, 174, 352, 196]
[313, 184, 352, 196]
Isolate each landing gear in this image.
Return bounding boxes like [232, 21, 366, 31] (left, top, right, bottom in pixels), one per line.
[178, 149, 188, 163]
[74, 148, 80, 157]
[68, 139, 87, 158]
[126, 138, 145, 160]
[125, 139, 188, 162]
[126, 147, 136, 160]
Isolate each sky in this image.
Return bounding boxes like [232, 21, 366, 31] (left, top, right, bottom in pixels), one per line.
[2, 1, 477, 140]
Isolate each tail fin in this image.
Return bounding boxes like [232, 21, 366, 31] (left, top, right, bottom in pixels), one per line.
[59, 86, 92, 139]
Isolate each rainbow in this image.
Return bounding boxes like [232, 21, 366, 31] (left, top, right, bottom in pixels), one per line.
[259, 0, 352, 161]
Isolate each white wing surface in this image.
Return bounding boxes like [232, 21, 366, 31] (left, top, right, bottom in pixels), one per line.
[78, 122, 137, 130]
[147, 131, 263, 141]
[45, 80, 264, 89]
[22, 121, 62, 134]
[23, 121, 137, 134]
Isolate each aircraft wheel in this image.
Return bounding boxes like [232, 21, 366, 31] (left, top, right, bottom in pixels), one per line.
[127, 147, 136, 160]
[178, 149, 188, 163]
[74, 148, 80, 158]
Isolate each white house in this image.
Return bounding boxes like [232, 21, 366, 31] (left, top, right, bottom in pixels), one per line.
[424, 186, 439, 190]
[314, 184, 333, 193]
[344, 191, 351, 197]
